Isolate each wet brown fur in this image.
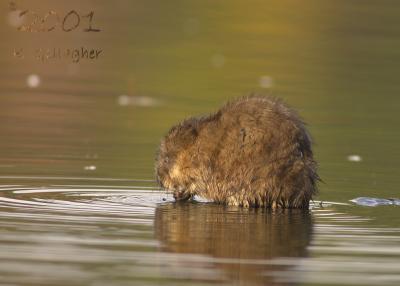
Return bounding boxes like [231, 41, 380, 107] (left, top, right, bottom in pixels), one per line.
[155, 95, 319, 208]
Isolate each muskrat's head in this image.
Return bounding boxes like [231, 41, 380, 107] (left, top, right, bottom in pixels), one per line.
[156, 118, 199, 201]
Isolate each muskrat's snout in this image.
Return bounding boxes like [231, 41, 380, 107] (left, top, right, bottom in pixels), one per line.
[173, 190, 193, 201]
[157, 165, 192, 201]
[156, 122, 199, 202]
[156, 154, 193, 201]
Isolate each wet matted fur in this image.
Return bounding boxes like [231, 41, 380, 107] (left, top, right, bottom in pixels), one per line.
[155, 95, 319, 208]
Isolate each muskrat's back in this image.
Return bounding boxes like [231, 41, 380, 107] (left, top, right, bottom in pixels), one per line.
[156, 95, 318, 208]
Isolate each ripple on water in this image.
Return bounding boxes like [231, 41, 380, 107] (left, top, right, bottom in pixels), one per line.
[0, 185, 399, 286]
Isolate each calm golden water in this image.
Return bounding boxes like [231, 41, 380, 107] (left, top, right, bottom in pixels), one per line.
[0, 1, 400, 285]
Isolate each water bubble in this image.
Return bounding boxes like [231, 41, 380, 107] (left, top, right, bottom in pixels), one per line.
[118, 95, 130, 106]
[26, 74, 41, 88]
[259, 76, 273, 88]
[84, 166, 96, 171]
[347, 155, 362, 162]
[117, 95, 159, 107]
[211, 54, 225, 68]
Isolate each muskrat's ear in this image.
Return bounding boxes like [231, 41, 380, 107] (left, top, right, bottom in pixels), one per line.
[181, 118, 198, 133]
[173, 120, 199, 147]
[182, 122, 198, 140]
[166, 119, 199, 149]
[189, 124, 198, 137]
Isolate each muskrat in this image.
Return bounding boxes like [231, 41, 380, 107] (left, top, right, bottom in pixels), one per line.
[155, 95, 319, 208]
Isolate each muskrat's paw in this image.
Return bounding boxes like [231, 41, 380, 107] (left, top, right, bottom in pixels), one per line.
[173, 190, 193, 202]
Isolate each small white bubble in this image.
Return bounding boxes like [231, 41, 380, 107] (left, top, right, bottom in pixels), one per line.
[84, 165, 97, 171]
[26, 74, 41, 88]
[347, 155, 362, 162]
[259, 75, 273, 88]
[117, 95, 159, 107]
[118, 95, 130, 106]
[211, 54, 225, 68]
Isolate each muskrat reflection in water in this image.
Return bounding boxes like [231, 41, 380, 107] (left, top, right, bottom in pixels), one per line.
[155, 203, 313, 285]
[156, 95, 319, 208]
